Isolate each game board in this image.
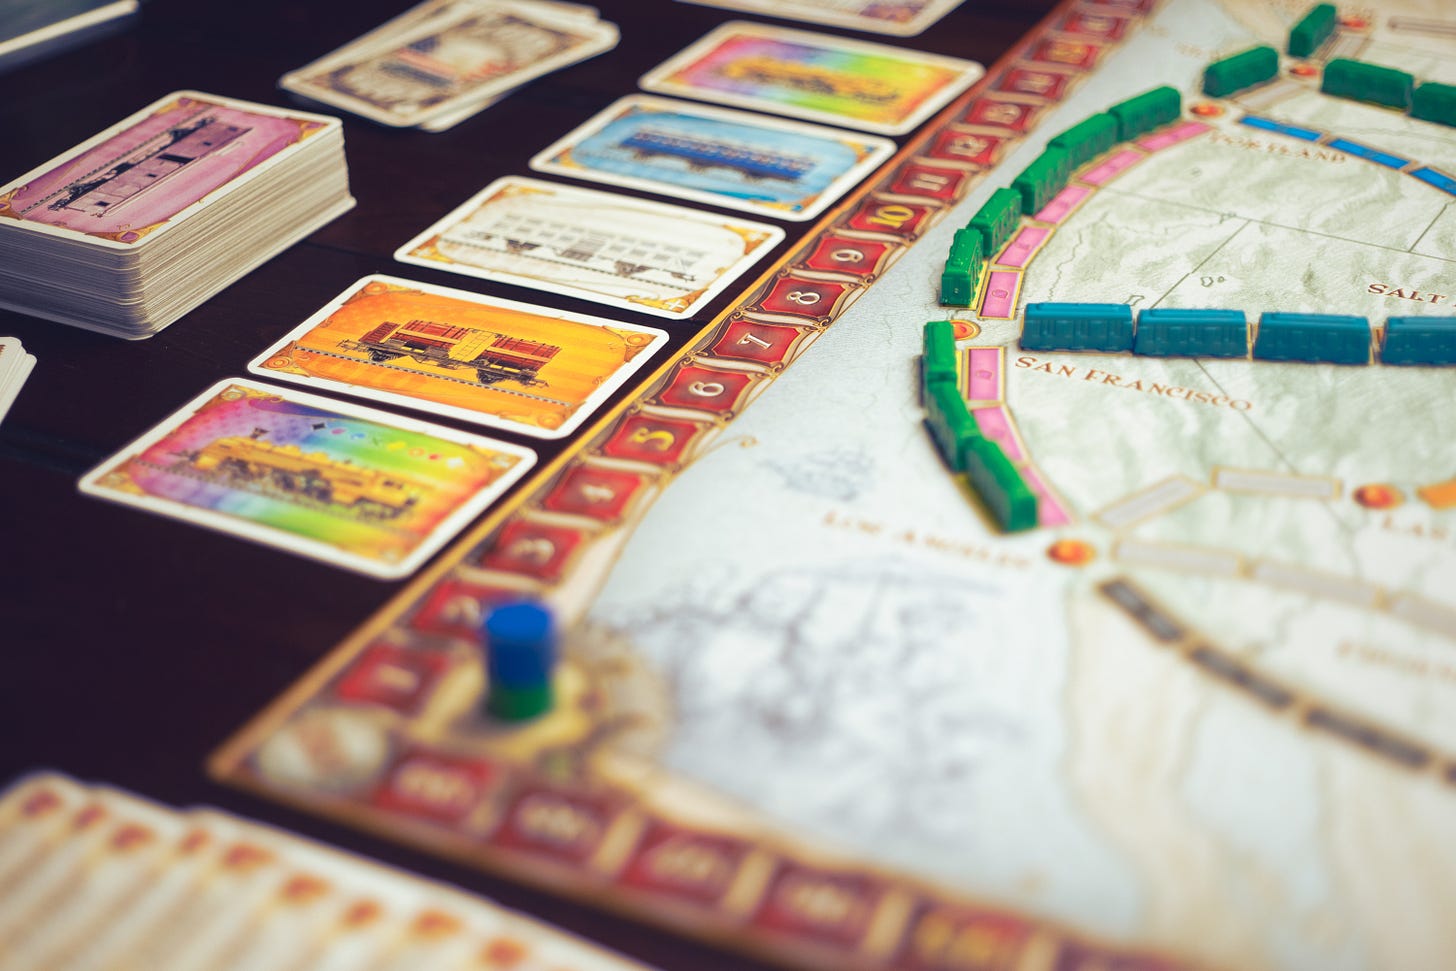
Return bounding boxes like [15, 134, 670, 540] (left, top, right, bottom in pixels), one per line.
[213, 1, 1456, 969]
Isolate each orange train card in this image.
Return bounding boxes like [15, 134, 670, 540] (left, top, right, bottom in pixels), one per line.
[248, 276, 669, 439]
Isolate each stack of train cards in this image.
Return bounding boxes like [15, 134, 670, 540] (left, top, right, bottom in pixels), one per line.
[0, 337, 36, 425]
[0, 91, 354, 338]
[280, 0, 619, 132]
[0, 773, 657, 971]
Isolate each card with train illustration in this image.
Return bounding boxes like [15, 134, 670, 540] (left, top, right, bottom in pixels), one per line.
[528, 94, 894, 221]
[78, 380, 536, 578]
[394, 176, 785, 319]
[639, 21, 983, 134]
[249, 275, 669, 438]
[0, 91, 337, 246]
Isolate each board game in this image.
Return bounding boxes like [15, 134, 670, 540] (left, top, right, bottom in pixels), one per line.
[213, 2, 1456, 969]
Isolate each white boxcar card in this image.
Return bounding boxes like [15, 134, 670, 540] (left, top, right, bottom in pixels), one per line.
[395, 176, 785, 318]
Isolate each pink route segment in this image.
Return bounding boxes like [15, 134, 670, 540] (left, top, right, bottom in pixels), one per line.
[978, 269, 1022, 319]
[1079, 149, 1143, 186]
[1022, 467, 1072, 526]
[996, 226, 1050, 267]
[966, 347, 1003, 401]
[970, 407, 1024, 462]
[1137, 121, 1211, 152]
[1032, 186, 1089, 225]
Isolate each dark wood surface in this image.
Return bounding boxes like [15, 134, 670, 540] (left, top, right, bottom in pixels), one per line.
[0, 1, 1055, 967]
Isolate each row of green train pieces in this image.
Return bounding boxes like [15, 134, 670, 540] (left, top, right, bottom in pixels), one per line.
[1285, 2, 1456, 121]
[941, 32, 1456, 310]
[938, 85, 1181, 308]
[1205, 41, 1456, 117]
[920, 320, 1040, 534]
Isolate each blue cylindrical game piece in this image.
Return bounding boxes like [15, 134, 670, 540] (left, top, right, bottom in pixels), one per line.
[483, 601, 556, 687]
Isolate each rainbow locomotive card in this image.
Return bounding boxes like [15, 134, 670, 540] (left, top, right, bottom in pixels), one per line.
[639, 22, 983, 135]
[529, 95, 894, 221]
[249, 275, 669, 439]
[78, 380, 535, 578]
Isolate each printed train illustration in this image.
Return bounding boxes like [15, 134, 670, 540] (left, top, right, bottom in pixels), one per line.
[719, 56, 899, 104]
[186, 436, 420, 519]
[49, 114, 248, 216]
[621, 128, 816, 182]
[342, 319, 561, 388]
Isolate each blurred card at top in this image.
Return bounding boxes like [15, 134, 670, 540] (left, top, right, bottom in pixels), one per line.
[640, 21, 983, 135]
[279, 0, 618, 128]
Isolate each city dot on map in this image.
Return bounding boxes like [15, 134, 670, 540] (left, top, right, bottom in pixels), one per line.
[1352, 483, 1403, 509]
[1046, 539, 1097, 566]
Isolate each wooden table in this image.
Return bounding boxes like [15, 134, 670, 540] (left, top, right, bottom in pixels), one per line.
[0, 1, 1057, 966]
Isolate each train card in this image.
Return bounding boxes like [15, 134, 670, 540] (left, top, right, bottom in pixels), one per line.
[278, 0, 618, 128]
[248, 275, 669, 439]
[528, 94, 895, 221]
[0, 92, 341, 247]
[78, 380, 536, 579]
[394, 176, 785, 318]
[639, 22, 982, 135]
[0, 787, 189, 969]
[672, 0, 964, 37]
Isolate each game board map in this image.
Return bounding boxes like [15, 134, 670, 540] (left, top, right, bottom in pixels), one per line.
[214, 2, 1456, 970]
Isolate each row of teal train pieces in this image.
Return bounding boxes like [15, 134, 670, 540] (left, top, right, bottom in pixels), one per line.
[1020, 306, 1456, 367]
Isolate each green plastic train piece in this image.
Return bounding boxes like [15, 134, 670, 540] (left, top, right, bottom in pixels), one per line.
[962, 437, 1039, 533]
[1109, 86, 1182, 141]
[1012, 146, 1071, 215]
[940, 229, 985, 306]
[968, 188, 1022, 255]
[926, 381, 980, 468]
[921, 320, 959, 395]
[1202, 45, 1279, 98]
[1048, 113, 1118, 168]
[1321, 58, 1414, 110]
[1412, 82, 1456, 128]
[1288, 3, 1336, 58]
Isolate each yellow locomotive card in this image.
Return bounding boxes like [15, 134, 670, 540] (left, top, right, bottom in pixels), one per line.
[78, 380, 536, 578]
[249, 275, 669, 439]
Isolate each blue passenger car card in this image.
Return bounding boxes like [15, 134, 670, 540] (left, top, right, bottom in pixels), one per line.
[528, 94, 895, 221]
